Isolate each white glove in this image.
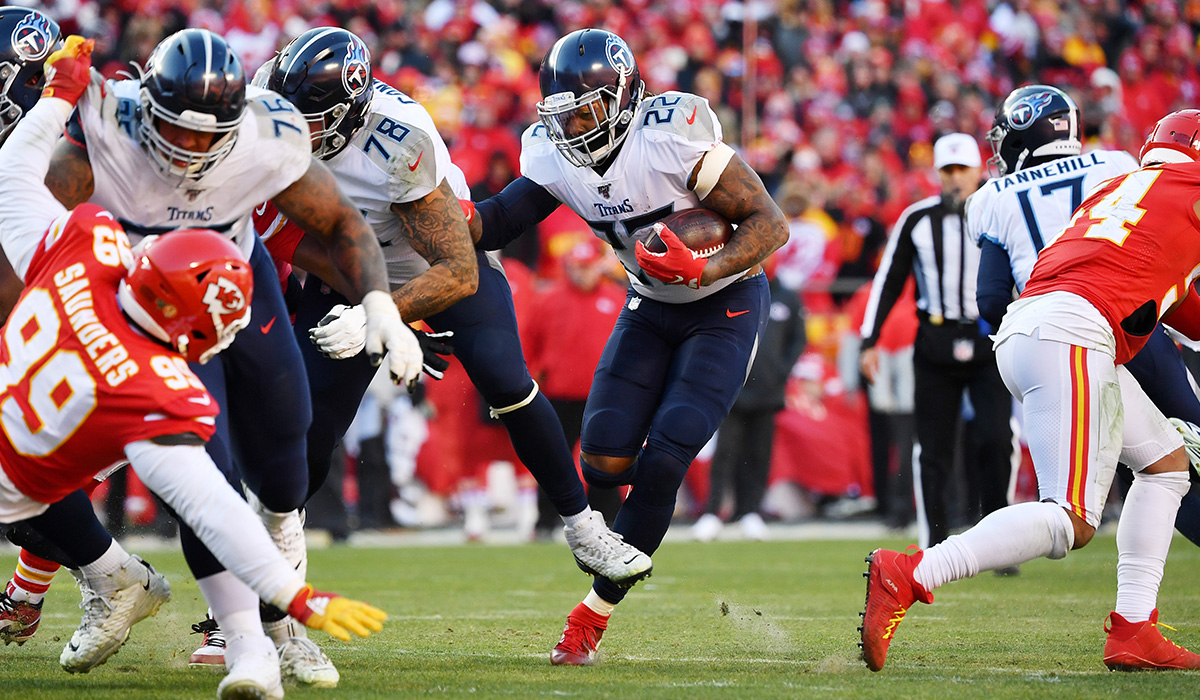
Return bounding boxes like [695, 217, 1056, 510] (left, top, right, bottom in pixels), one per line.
[308, 304, 367, 359]
[361, 290, 422, 389]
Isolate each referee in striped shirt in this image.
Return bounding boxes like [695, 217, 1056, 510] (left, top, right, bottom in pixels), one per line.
[859, 133, 1013, 549]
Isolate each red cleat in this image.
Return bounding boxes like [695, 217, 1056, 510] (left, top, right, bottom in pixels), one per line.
[551, 602, 608, 666]
[859, 547, 933, 672]
[1104, 609, 1200, 671]
[0, 591, 41, 646]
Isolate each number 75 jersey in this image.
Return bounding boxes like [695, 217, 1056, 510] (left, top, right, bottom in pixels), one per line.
[0, 205, 218, 505]
[966, 149, 1137, 292]
[1022, 160, 1200, 364]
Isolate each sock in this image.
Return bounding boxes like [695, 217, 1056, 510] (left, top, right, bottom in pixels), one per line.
[1115, 470, 1189, 623]
[582, 589, 615, 617]
[562, 507, 593, 529]
[78, 540, 131, 594]
[497, 395, 589, 515]
[914, 501, 1075, 591]
[9, 550, 61, 604]
[197, 571, 261, 626]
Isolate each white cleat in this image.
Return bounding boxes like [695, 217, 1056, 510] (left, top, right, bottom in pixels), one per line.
[739, 512, 769, 541]
[60, 555, 171, 673]
[219, 634, 284, 700]
[691, 513, 723, 542]
[277, 634, 340, 688]
[564, 511, 652, 588]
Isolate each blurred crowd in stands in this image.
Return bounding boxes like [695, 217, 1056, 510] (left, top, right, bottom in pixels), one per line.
[28, 0, 1200, 535]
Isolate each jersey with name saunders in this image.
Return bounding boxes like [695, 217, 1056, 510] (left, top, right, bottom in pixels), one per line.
[255, 80, 468, 288]
[966, 150, 1138, 292]
[0, 204, 218, 504]
[1022, 161, 1200, 364]
[520, 91, 734, 304]
[76, 74, 311, 258]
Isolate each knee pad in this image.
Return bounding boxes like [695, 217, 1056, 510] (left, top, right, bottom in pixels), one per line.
[582, 457, 638, 488]
[655, 402, 721, 463]
[489, 381, 539, 419]
[1134, 468, 1192, 498]
[1047, 504, 1074, 560]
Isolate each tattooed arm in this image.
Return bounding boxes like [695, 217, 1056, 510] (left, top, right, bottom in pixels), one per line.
[385, 178, 478, 322]
[688, 150, 788, 286]
[273, 157, 389, 303]
[45, 136, 95, 209]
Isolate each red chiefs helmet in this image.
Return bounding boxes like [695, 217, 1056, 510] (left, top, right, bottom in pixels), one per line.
[1140, 109, 1200, 166]
[118, 230, 253, 364]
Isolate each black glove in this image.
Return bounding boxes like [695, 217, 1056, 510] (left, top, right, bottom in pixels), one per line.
[417, 329, 454, 379]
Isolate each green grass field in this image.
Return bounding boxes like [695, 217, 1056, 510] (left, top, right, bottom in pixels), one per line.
[4, 534, 1200, 699]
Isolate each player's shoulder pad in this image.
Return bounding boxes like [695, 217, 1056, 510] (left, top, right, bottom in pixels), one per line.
[358, 108, 441, 196]
[246, 85, 311, 154]
[519, 121, 564, 187]
[636, 91, 720, 144]
[964, 188, 993, 245]
[1103, 148, 1139, 174]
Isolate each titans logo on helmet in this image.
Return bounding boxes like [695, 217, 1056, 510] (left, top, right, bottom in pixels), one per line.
[341, 38, 370, 98]
[605, 35, 635, 78]
[12, 13, 54, 62]
[1009, 91, 1055, 130]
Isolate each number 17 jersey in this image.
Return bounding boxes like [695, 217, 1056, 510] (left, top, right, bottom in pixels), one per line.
[966, 149, 1137, 292]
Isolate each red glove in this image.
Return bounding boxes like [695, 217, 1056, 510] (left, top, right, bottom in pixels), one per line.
[458, 198, 476, 224]
[287, 584, 387, 641]
[635, 223, 708, 289]
[42, 35, 94, 106]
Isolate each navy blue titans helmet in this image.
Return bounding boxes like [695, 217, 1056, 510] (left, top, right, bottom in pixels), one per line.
[139, 29, 246, 183]
[260, 27, 373, 160]
[537, 28, 644, 168]
[986, 85, 1081, 176]
[0, 7, 60, 143]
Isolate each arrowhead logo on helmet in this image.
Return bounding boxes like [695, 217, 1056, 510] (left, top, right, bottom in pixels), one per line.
[203, 276, 247, 315]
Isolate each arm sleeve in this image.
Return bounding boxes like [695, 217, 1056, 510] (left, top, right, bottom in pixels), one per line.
[474, 176, 561, 251]
[976, 237, 1017, 330]
[0, 97, 72, 280]
[1164, 286, 1200, 341]
[859, 209, 917, 349]
[125, 440, 304, 609]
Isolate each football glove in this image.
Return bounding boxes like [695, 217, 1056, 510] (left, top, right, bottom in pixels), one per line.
[362, 290, 422, 390]
[287, 584, 387, 642]
[43, 35, 94, 106]
[309, 304, 366, 359]
[634, 223, 708, 289]
[1169, 417, 1200, 473]
[416, 328, 454, 380]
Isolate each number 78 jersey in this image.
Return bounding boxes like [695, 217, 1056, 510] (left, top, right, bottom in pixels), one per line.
[0, 205, 218, 505]
[966, 149, 1138, 293]
[1022, 161, 1200, 364]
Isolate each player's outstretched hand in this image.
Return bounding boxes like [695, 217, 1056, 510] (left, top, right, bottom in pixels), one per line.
[361, 290, 422, 390]
[287, 584, 387, 642]
[309, 303, 366, 359]
[416, 329, 454, 380]
[43, 35, 94, 106]
[635, 223, 707, 289]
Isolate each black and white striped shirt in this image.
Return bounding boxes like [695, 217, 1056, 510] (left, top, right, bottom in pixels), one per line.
[860, 194, 979, 348]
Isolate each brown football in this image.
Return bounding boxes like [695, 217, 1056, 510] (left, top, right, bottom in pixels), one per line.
[644, 208, 732, 258]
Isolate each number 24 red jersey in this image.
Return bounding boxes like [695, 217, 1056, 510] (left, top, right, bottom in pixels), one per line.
[0, 205, 218, 504]
[1022, 161, 1200, 364]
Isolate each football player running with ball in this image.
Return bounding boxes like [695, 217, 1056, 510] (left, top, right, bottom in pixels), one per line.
[0, 36, 386, 699]
[861, 109, 1200, 672]
[469, 29, 788, 665]
[258, 26, 652, 615]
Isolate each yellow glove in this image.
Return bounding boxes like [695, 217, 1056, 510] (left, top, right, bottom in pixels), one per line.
[43, 35, 94, 105]
[286, 584, 387, 642]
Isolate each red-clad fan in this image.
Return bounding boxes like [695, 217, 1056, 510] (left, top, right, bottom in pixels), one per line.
[860, 109, 1200, 673]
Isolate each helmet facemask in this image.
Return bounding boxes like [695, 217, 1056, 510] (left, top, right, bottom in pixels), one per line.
[538, 77, 638, 168]
[139, 87, 242, 186]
